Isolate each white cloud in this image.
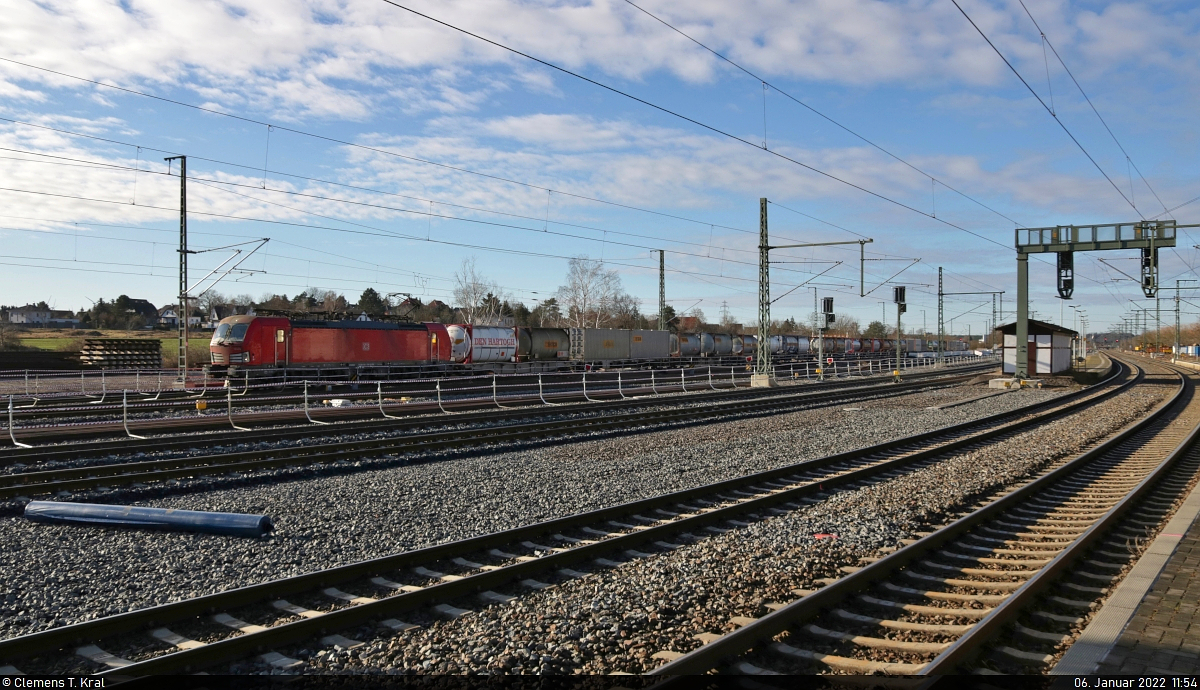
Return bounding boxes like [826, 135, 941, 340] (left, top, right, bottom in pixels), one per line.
[3, 0, 1196, 123]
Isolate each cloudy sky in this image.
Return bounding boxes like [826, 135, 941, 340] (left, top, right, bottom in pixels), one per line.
[1, 0, 1197, 335]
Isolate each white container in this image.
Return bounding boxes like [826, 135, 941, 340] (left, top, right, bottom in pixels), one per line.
[470, 326, 518, 363]
[446, 325, 471, 363]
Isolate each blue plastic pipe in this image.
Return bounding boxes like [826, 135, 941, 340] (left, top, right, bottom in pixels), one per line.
[24, 501, 273, 537]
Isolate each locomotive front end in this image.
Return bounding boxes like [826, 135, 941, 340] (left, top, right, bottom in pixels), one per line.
[210, 315, 291, 375]
[209, 316, 251, 369]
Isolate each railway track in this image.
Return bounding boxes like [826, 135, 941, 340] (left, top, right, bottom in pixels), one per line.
[652, 355, 1197, 676]
[0, 368, 993, 490]
[2, 361, 995, 445]
[0, 372, 1004, 501]
[0, 359, 1131, 674]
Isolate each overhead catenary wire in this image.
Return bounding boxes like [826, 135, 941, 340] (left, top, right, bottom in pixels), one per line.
[0, 61, 1097, 302]
[621, 0, 1032, 232]
[2, 143, 923, 293]
[190, 174, 902, 294]
[184, 176, 830, 278]
[0, 56, 765, 238]
[0, 251, 476, 301]
[612, 4, 1131, 297]
[0, 184, 831, 294]
[1014, 0, 1172, 219]
[0, 213, 469, 289]
[374, 0, 1019, 254]
[1155, 193, 1200, 220]
[0, 35, 1148, 315]
[0, 146, 834, 280]
[0, 116, 897, 265]
[0, 224, 548, 298]
[948, 0, 1142, 219]
[0, 188, 900, 306]
[0, 256, 471, 301]
[0, 127, 760, 258]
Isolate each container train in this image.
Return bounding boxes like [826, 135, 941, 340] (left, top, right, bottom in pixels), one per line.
[207, 314, 966, 378]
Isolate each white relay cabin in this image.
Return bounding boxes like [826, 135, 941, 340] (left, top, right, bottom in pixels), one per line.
[997, 318, 1077, 375]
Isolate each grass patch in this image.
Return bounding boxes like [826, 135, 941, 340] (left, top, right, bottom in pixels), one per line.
[16, 338, 63, 350]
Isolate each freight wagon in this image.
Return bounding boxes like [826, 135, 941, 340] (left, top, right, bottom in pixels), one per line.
[209, 314, 922, 380]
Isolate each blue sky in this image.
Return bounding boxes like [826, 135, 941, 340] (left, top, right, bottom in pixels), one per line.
[1, 0, 1198, 336]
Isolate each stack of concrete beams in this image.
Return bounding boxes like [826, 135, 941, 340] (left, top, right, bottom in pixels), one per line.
[79, 339, 162, 369]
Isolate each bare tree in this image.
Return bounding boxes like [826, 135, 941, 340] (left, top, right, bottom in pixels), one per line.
[556, 256, 628, 328]
[196, 290, 226, 318]
[453, 257, 506, 325]
[609, 292, 643, 329]
[832, 315, 860, 337]
[316, 290, 347, 312]
[719, 302, 740, 333]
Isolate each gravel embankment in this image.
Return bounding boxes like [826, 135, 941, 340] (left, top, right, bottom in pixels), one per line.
[323, 385, 1169, 675]
[0, 382, 1058, 640]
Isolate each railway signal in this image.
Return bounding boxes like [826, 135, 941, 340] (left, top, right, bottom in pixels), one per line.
[893, 286, 906, 382]
[818, 297, 834, 380]
[1012, 221, 1190, 379]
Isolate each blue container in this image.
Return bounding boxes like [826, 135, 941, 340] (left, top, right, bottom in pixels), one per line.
[24, 501, 273, 537]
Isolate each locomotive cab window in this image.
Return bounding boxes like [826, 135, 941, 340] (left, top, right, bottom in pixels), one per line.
[210, 323, 249, 345]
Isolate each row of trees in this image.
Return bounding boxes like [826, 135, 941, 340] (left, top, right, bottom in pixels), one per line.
[452, 256, 649, 329]
[1116, 324, 1200, 349]
[186, 256, 649, 330]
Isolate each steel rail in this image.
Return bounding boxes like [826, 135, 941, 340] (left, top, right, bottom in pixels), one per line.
[0, 362, 1126, 672]
[0, 374, 989, 498]
[652, 357, 1179, 676]
[920, 360, 1200, 673]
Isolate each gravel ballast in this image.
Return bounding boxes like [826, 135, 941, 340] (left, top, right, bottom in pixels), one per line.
[323, 385, 1171, 675]
[0, 382, 1064, 640]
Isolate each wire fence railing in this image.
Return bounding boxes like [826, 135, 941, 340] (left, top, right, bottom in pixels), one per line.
[0, 352, 986, 396]
[3, 354, 995, 447]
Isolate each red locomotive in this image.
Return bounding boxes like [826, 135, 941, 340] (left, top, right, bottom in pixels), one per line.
[209, 314, 451, 374]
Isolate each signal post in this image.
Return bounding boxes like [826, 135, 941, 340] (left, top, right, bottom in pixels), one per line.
[1012, 221, 1181, 382]
[754, 198, 872, 387]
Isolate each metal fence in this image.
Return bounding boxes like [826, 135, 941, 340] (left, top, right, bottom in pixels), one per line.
[4, 353, 996, 447]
